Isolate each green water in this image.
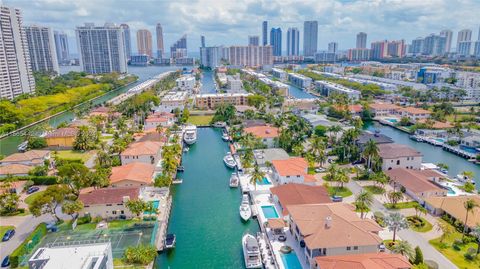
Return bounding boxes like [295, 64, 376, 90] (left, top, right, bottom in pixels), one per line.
[157, 128, 259, 268]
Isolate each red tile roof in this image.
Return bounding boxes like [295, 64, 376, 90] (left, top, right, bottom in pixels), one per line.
[272, 157, 315, 182]
[378, 144, 422, 159]
[45, 127, 78, 138]
[244, 125, 279, 138]
[120, 141, 162, 156]
[316, 253, 411, 269]
[79, 187, 139, 206]
[0, 150, 50, 164]
[110, 162, 154, 185]
[369, 103, 401, 110]
[270, 183, 331, 215]
[0, 164, 33, 175]
[400, 107, 431, 115]
[385, 168, 446, 195]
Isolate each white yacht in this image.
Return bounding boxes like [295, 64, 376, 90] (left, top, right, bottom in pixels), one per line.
[223, 153, 237, 169]
[242, 233, 262, 269]
[221, 131, 230, 141]
[456, 174, 475, 185]
[229, 173, 239, 188]
[239, 194, 252, 221]
[183, 125, 197, 145]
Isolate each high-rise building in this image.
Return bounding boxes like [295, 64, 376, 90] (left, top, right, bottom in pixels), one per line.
[120, 24, 131, 60]
[370, 40, 388, 59]
[423, 34, 446, 56]
[137, 29, 153, 57]
[303, 21, 318, 56]
[475, 27, 480, 58]
[24, 25, 59, 73]
[0, 6, 35, 100]
[156, 23, 164, 58]
[200, 46, 222, 68]
[356, 32, 367, 49]
[457, 29, 472, 53]
[440, 29, 452, 53]
[270, 28, 282, 56]
[171, 34, 187, 59]
[248, 35, 259, 46]
[410, 37, 424, 55]
[457, 41, 472, 56]
[53, 31, 69, 64]
[287, 27, 300, 56]
[386, 40, 406, 57]
[201, 35, 205, 48]
[328, 42, 338, 54]
[348, 48, 370, 61]
[75, 23, 128, 74]
[223, 45, 273, 67]
[262, 21, 268, 46]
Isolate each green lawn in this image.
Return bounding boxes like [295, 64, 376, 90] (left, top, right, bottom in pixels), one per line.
[407, 216, 433, 233]
[187, 115, 213, 126]
[384, 201, 419, 209]
[54, 150, 94, 163]
[327, 186, 353, 197]
[364, 185, 385, 194]
[429, 220, 480, 269]
[113, 258, 147, 269]
[108, 219, 142, 229]
[0, 225, 15, 237]
[24, 190, 46, 206]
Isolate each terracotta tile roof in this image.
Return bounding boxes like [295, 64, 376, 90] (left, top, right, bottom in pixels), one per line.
[348, 104, 363, 113]
[120, 141, 162, 156]
[400, 107, 431, 115]
[272, 157, 308, 177]
[385, 168, 445, 195]
[287, 203, 383, 249]
[110, 162, 155, 185]
[0, 164, 33, 175]
[267, 218, 286, 229]
[270, 183, 331, 215]
[315, 253, 412, 269]
[425, 195, 480, 228]
[145, 117, 169, 123]
[90, 106, 110, 113]
[0, 181, 27, 193]
[0, 150, 50, 164]
[369, 103, 401, 110]
[244, 125, 279, 138]
[79, 187, 139, 206]
[416, 119, 453, 129]
[378, 144, 422, 159]
[45, 127, 78, 138]
[152, 111, 175, 118]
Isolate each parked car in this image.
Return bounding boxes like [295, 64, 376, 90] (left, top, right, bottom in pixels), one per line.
[1, 256, 9, 268]
[26, 186, 40, 194]
[314, 167, 326, 173]
[277, 235, 287, 242]
[331, 195, 343, 202]
[2, 229, 15, 242]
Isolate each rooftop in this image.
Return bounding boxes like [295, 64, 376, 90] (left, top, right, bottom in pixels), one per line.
[79, 187, 139, 206]
[369, 103, 401, 110]
[270, 183, 331, 215]
[287, 203, 382, 249]
[110, 162, 155, 185]
[357, 132, 394, 145]
[244, 125, 279, 138]
[45, 127, 79, 138]
[315, 253, 411, 269]
[400, 107, 432, 115]
[378, 143, 422, 159]
[120, 141, 162, 156]
[385, 168, 445, 194]
[425, 195, 480, 228]
[272, 157, 308, 177]
[0, 150, 50, 164]
[0, 164, 33, 175]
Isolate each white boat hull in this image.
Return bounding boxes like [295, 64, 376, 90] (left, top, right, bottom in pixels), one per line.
[184, 138, 197, 145]
[242, 234, 262, 269]
[240, 206, 252, 221]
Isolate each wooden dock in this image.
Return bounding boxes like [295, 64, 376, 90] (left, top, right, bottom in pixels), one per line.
[154, 196, 173, 251]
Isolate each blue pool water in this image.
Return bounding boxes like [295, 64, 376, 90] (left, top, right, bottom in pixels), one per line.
[144, 200, 159, 214]
[261, 205, 279, 219]
[435, 138, 445, 143]
[446, 187, 456, 195]
[281, 252, 303, 269]
[387, 118, 398, 123]
[256, 177, 271, 185]
[460, 146, 479, 154]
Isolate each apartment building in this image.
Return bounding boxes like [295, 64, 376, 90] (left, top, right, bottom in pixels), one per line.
[194, 93, 251, 109]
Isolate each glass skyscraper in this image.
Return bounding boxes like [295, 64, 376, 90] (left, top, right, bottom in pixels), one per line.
[270, 27, 282, 56]
[303, 21, 318, 56]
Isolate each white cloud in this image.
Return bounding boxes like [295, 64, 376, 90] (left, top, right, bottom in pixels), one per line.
[3, 0, 479, 53]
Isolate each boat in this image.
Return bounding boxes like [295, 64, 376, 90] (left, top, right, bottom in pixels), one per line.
[229, 173, 239, 188]
[221, 132, 230, 141]
[183, 125, 197, 145]
[17, 141, 28, 152]
[409, 135, 423, 142]
[242, 233, 262, 268]
[223, 153, 237, 169]
[164, 233, 176, 249]
[439, 168, 448, 174]
[177, 166, 185, 172]
[456, 174, 475, 185]
[239, 194, 252, 221]
[213, 121, 227, 128]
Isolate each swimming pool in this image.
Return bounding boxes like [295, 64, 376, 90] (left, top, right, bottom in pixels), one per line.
[446, 187, 456, 195]
[261, 205, 279, 219]
[144, 200, 159, 214]
[460, 145, 479, 154]
[386, 118, 398, 123]
[256, 177, 271, 185]
[281, 252, 303, 269]
[435, 138, 445, 143]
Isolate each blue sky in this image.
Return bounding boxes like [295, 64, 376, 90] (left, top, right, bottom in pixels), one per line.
[3, 0, 480, 54]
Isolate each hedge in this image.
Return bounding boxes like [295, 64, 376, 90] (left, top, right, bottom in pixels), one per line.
[10, 223, 47, 268]
[1, 176, 58, 185]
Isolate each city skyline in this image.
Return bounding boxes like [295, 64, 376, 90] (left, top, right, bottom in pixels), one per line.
[4, 0, 479, 54]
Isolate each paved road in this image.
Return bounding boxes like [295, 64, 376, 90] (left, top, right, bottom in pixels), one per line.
[0, 214, 53, 266]
[346, 180, 458, 269]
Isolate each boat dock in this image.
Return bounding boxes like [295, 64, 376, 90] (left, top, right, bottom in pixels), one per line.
[154, 196, 173, 251]
[442, 144, 477, 159]
[411, 134, 477, 159]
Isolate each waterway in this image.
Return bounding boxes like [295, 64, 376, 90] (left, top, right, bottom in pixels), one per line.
[200, 70, 217, 94]
[365, 122, 480, 186]
[287, 84, 314, 99]
[0, 65, 187, 156]
[157, 128, 259, 268]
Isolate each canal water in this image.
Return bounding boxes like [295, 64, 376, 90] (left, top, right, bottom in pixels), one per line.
[200, 70, 217, 94]
[0, 66, 185, 156]
[287, 84, 314, 99]
[157, 128, 259, 268]
[365, 122, 480, 186]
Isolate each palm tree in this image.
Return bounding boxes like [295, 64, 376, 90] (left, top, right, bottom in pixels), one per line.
[362, 139, 379, 172]
[413, 204, 427, 219]
[324, 163, 338, 182]
[250, 164, 265, 191]
[328, 125, 342, 145]
[436, 221, 455, 243]
[461, 171, 475, 180]
[385, 213, 409, 242]
[387, 191, 403, 208]
[336, 168, 350, 188]
[391, 240, 414, 259]
[463, 198, 478, 239]
[355, 190, 373, 219]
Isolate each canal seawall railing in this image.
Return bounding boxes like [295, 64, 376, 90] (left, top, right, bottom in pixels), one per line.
[154, 196, 173, 251]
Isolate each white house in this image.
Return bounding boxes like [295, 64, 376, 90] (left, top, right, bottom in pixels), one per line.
[120, 141, 162, 166]
[378, 143, 423, 171]
[79, 187, 140, 220]
[144, 112, 175, 130]
[271, 157, 315, 185]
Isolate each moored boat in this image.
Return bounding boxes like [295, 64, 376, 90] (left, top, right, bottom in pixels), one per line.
[165, 233, 176, 249]
[239, 194, 252, 221]
[456, 174, 475, 185]
[183, 125, 197, 145]
[223, 153, 237, 169]
[221, 131, 230, 141]
[242, 233, 262, 268]
[229, 173, 239, 188]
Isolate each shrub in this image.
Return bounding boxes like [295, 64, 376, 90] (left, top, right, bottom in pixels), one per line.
[452, 243, 461, 251]
[123, 244, 157, 265]
[373, 211, 385, 227]
[464, 252, 475, 261]
[10, 223, 47, 268]
[77, 215, 92, 225]
[92, 216, 102, 223]
[413, 246, 423, 265]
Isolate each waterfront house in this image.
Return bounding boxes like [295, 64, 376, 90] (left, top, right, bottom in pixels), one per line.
[109, 162, 155, 187]
[416, 119, 453, 129]
[89, 106, 121, 121]
[253, 148, 290, 167]
[355, 132, 393, 150]
[425, 195, 480, 230]
[244, 125, 279, 148]
[385, 168, 447, 204]
[0, 164, 33, 177]
[287, 203, 383, 268]
[45, 127, 79, 148]
[369, 103, 401, 117]
[120, 141, 163, 166]
[347, 104, 363, 117]
[144, 112, 175, 130]
[270, 183, 331, 216]
[398, 107, 431, 122]
[378, 144, 422, 171]
[0, 150, 50, 167]
[155, 91, 188, 113]
[284, 99, 320, 115]
[316, 253, 411, 269]
[271, 157, 315, 185]
[79, 187, 140, 220]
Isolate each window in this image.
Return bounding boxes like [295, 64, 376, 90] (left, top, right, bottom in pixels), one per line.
[346, 246, 351, 251]
[121, 210, 124, 214]
[396, 160, 400, 165]
[353, 246, 358, 250]
[112, 211, 117, 215]
[106, 204, 112, 206]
